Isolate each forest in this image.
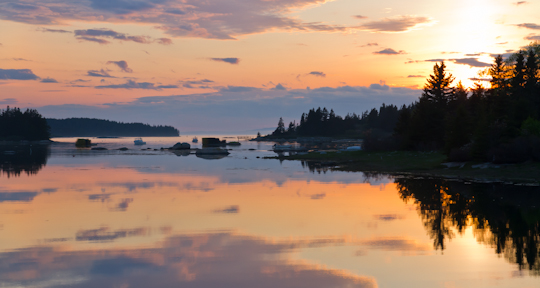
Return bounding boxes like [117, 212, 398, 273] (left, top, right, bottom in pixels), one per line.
[47, 118, 180, 137]
[271, 43, 540, 163]
[270, 104, 405, 139]
[0, 107, 50, 141]
[392, 44, 540, 163]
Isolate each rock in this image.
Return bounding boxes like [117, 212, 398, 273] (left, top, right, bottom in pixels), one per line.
[171, 142, 191, 150]
[117, 147, 128, 151]
[91, 147, 107, 150]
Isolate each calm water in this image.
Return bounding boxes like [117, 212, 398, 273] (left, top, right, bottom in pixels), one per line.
[0, 136, 539, 288]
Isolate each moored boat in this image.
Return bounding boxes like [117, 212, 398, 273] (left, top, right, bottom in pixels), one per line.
[134, 138, 146, 145]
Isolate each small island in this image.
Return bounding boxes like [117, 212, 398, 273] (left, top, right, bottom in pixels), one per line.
[0, 107, 50, 141]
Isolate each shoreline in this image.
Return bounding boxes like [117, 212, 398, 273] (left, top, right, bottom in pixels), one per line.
[266, 150, 540, 184]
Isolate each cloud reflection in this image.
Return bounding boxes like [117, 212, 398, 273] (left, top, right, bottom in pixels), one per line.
[0, 192, 39, 202]
[0, 232, 377, 288]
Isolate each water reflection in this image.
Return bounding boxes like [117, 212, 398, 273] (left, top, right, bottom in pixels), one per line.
[2, 141, 540, 287]
[0, 144, 50, 177]
[397, 177, 540, 274]
[0, 232, 376, 288]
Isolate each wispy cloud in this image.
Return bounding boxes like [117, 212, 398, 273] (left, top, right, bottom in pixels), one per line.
[0, 68, 39, 80]
[360, 42, 378, 47]
[214, 205, 239, 213]
[353, 15, 368, 19]
[451, 58, 491, 67]
[525, 34, 540, 41]
[179, 78, 214, 89]
[38, 27, 71, 33]
[405, 57, 490, 67]
[469, 77, 491, 82]
[514, 1, 529, 5]
[40, 77, 58, 83]
[425, 58, 445, 62]
[373, 48, 406, 55]
[373, 214, 404, 221]
[407, 75, 423, 78]
[308, 71, 326, 77]
[95, 80, 178, 90]
[358, 15, 435, 33]
[516, 23, 540, 30]
[210, 58, 240, 64]
[106, 60, 132, 73]
[75, 28, 171, 45]
[77, 36, 110, 44]
[310, 193, 326, 199]
[0, 98, 18, 104]
[87, 69, 114, 78]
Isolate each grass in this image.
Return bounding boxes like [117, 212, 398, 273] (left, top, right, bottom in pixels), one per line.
[267, 150, 540, 183]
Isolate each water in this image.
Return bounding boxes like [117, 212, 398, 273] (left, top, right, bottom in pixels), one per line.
[0, 137, 538, 288]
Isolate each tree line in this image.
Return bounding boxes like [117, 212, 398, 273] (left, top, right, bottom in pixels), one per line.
[271, 104, 405, 138]
[270, 43, 540, 163]
[393, 44, 540, 162]
[47, 118, 180, 137]
[0, 107, 50, 141]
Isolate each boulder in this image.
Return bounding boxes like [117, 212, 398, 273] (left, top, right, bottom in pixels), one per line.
[91, 147, 107, 150]
[171, 142, 191, 150]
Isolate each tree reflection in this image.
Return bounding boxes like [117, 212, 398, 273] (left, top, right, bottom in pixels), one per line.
[397, 178, 540, 274]
[301, 160, 334, 174]
[0, 145, 50, 177]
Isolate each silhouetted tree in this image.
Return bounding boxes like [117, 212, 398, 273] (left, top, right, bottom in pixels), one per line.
[0, 107, 50, 141]
[272, 117, 285, 135]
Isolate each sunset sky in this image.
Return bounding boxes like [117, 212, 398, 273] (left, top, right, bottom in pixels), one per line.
[1, 0, 539, 132]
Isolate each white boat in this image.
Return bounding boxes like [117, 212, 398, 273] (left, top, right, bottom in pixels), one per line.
[134, 138, 146, 145]
[192, 137, 198, 143]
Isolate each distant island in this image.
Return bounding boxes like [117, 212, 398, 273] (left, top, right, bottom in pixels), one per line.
[47, 118, 179, 137]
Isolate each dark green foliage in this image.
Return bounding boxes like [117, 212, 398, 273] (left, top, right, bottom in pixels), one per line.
[0, 107, 50, 141]
[47, 118, 179, 137]
[521, 117, 540, 136]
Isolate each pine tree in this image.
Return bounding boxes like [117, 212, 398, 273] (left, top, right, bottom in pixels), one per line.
[272, 117, 285, 135]
[422, 62, 455, 106]
[408, 61, 455, 149]
[489, 55, 508, 90]
[510, 51, 526, 93]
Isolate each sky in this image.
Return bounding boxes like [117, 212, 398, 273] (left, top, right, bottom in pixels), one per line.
[1, 0, 539, 133]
